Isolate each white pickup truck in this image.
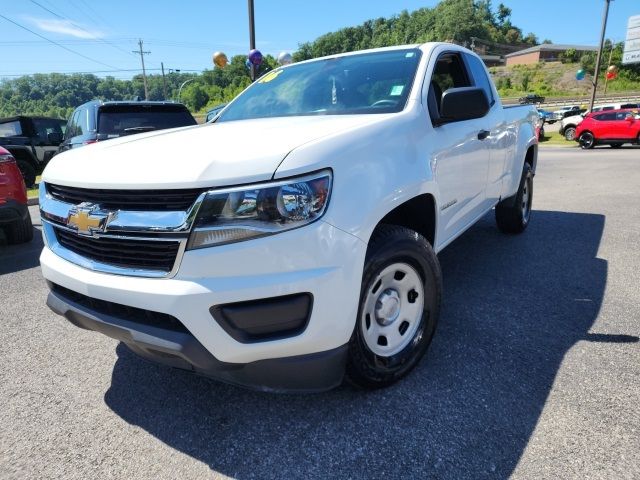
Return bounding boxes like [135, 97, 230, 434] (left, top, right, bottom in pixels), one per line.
[40, 43, 538, 392]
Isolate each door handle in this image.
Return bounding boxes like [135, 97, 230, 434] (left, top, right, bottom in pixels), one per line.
[477, 130, 490, 140]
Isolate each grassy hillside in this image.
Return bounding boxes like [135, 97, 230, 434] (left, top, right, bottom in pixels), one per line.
[489, 62, 640, 99]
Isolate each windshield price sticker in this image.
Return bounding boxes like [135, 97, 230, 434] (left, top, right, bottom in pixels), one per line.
[390, 85, 404, 96]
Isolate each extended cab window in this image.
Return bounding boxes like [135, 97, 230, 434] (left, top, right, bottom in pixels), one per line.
[465, 53, 494, 105]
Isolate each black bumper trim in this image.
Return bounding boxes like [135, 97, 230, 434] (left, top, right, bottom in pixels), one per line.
[0, 199, 29, 224]
[46, 289, 347, 393]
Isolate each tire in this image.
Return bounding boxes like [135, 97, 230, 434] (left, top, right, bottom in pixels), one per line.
[16, 159, 36, 188]
[610, 143, 623, 148]
[345, 225, 441, 389]
[495, 162, 533, 234]
[564, 126, 577, 141]
[6, 213, 34, 244]
[579, 132, 595, 149]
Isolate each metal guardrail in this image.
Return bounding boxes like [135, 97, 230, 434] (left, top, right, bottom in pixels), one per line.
[502, 92, 640, 108]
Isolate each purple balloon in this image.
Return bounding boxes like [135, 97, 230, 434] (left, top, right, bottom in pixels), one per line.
[248, 49, 263, 66]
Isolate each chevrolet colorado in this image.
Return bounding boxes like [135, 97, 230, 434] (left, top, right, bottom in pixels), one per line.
[39, 43, 538, 392]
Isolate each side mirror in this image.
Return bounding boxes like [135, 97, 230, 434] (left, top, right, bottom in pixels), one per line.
[438, 87, 490, 124]
[47, 132, 63, 145]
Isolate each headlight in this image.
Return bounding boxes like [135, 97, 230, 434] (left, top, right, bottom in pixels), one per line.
[187, 170, 332, 249]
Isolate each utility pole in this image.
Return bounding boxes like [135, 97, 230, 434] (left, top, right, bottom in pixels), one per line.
[248, 0, 256, 81]
[133, 39, 150, 100]
[161, 62, 167, 100]
[590, 0, 612, 111]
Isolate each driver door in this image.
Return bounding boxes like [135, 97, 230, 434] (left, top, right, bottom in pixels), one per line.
[425, 51, 490, 246]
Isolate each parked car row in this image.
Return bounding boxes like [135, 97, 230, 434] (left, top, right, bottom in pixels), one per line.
[0, 100, 197, 187]
[576, 108, 640, 149]
[559, 102, 640, 141]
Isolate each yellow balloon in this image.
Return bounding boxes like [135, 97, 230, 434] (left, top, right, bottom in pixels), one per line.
[607, 65, 618, 73]
[213, 51, 228, 68]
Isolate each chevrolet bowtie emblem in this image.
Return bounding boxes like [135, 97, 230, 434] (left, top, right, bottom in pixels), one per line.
[67, 203, 110, 236]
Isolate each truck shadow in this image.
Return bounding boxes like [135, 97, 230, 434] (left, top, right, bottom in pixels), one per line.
[104, 210, 608, 479]
[0, 227, 43, 275]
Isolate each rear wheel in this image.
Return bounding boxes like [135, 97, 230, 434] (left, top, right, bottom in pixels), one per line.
[579, 132, 595, 150]
[5, 214, 34, 244]
[346, 225, 441, 389]
[16, 159, 36, 188]
[564, 126, 576, 141]
[495, 162, 533, 234]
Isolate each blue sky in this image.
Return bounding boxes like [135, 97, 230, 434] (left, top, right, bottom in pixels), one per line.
[0, 0, 638, 79]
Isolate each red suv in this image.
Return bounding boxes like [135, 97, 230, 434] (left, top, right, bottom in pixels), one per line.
[575, 109, 640, 149]
[0, 146, 33, 244]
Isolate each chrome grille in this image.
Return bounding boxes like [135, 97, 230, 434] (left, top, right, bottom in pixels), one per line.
[47, 183, 203, 211]
[55, 228, 181, 272]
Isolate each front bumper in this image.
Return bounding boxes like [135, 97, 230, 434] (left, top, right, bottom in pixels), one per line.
[47, 287, 347, 392]
[41, 220, 367, 390]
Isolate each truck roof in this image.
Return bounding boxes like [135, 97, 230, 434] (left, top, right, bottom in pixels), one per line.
[0, 115, 66, 123]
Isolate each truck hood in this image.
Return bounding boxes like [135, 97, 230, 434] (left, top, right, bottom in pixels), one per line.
[43, 115, 382, 189]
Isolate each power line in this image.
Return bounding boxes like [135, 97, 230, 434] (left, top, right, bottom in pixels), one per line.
[0, 68, 202, 78]
[29, 0, 134, 57]
[0, 13, 119, 70]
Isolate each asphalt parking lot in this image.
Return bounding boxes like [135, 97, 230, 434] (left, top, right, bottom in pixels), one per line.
[1, 145, 639, 479]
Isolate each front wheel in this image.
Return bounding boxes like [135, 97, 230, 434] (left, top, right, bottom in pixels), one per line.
[579, 132, 595, 149]
[346, 225, 441, 389]
[495, 162, 533, 234]
[564, 127, 576, 141]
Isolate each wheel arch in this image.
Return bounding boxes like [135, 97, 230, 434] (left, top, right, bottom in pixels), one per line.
[370, 193, 437, 247]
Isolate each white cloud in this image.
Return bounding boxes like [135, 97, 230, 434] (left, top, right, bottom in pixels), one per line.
[27, 17, 104, 39]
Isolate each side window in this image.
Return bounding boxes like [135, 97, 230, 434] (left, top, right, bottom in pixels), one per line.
[615, 112, 630, 121]
[0, 120, 23, 137]
[465, 53, 494, 105]
[77, 108, 88, 135]
[66, 111, 80, 139]
[427, 52, 471, 121]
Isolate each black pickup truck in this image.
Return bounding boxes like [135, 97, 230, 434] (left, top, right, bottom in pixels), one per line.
[0, 116, 66, 187]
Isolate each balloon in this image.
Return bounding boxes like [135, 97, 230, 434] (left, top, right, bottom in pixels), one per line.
[277, 51, 293, 65]
[213, 51, 228, 68]
[575, 69, 586, 81]
[607, 65, 618, 73]
[606, 71, 617, 80]
[248, 49, 263, 66]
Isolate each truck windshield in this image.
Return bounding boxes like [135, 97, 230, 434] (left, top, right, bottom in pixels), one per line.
[217, 48, 422, 122]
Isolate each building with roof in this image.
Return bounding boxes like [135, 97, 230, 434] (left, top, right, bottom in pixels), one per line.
[505, 44, 598, 66]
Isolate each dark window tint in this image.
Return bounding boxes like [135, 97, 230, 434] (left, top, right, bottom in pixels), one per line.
[594, 113, 616, 121]
[466, 54, 494, 105]
[97, 105, 196, 137]
[615, 112, 632, 120]
[0, 120, 22, 137]
[32, 118, 66, 143]
[621, 103, 639, 109]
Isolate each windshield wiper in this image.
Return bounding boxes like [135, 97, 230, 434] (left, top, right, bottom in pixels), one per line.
[122, 126, 157, 133]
